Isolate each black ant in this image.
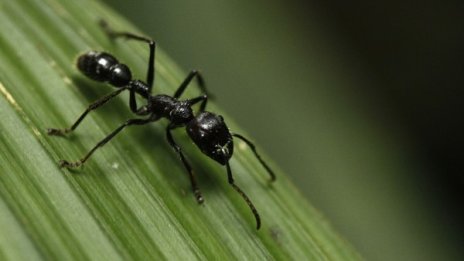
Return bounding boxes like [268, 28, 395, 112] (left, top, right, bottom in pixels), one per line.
[47, 21, 275, 229]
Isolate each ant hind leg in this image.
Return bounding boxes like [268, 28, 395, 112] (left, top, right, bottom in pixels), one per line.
[47, 87, 127, 136]
[59, 117, 153, 168]
[99, 20, 156, 90]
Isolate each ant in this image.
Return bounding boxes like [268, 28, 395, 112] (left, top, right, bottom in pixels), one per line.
[47, 21, 275, 229]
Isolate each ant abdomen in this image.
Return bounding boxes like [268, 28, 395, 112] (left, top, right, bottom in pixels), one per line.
[77, 51, 132, 87]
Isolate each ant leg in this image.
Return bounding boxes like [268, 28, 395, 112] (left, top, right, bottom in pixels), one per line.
[100, 20, 156, 89]
[59, 117, 153, 168]
[232, 133, 276, 182]
[174, 70, 210, 99]
[187, 94, 208, 112]
[166, 124, 204, 204]
[47, 87, 127, 136]
[129, 89, 151, 115]
[226, 162, 261, 229]
[129, 89, 138, 113]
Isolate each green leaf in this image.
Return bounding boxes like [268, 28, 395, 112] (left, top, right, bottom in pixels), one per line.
[0, 0, 361, 260]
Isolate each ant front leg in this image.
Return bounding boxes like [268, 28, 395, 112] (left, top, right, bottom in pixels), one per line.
[225, 162, 261, 229]
[166, 124, 204, 204]
[232, 133, 276, 182]
[100, 20, 156, 90]
[47, 87, 127, 136]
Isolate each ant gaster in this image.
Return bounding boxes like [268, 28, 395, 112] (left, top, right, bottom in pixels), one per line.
[47, 21, 275, 229]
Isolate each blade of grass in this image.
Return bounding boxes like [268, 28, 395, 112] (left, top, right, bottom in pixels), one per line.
[0, 0, 362, 260]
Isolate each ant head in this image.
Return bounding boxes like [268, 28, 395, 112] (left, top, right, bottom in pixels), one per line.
[210, 140, 233, 165]
[187, 112, 233, 165]
[169, 103, 194, 125]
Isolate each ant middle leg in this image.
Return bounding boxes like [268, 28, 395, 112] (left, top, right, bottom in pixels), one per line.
[59, 117, 153, 168]
[174, 70, 210, 99]
[166, 124, 204, 204]
[232, 133, 276, 182]
[100, 20, 156, 89]
[187, 94, 208, 112]
[47, 87, 127, 136]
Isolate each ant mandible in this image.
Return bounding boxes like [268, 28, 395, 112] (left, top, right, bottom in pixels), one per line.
[47, 20, 276, 229]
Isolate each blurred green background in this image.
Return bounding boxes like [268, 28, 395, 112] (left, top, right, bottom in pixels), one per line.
[103, 0, 464, 260]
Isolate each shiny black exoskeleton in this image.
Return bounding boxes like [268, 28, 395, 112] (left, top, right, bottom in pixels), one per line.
[47, 21, 275, 229]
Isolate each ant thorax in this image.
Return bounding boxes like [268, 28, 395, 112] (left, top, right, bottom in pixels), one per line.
[149, 95, 193, 124]
[169, 103, 194, 125]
